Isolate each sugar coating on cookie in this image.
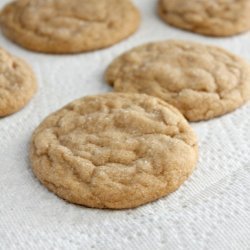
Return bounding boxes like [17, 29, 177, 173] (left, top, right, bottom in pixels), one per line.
[30, 93, 198, 209]
[158, 0, 250, 37]
[0, 0, 140, 54]
[0, 48, 37, 117]
[106, 40, 250, 121]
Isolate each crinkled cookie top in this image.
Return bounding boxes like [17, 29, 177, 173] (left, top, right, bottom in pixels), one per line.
[158, 0, 250, 36]
[0, 0, 140, 53]
[106, 40, 250, 121]
[0, 48, 36, 116]
[30, 93, 198, 209]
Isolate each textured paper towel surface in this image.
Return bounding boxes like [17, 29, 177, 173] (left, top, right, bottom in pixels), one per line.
[0, 1, 250, 249]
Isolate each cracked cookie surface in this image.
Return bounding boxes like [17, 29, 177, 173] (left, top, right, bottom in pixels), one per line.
[158, 0, 250, 37]
[30, 93, 198, 209]
[0, 0, 140, 54]
[0, 48, 37, 117]
[106, 40, 250, 121]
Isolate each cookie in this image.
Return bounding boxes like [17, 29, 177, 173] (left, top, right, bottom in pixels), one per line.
[106, 40, 250, 121]
[158, 0, 250, 37]
[0, 48, 37, 117]
[30, 93, 198, 209]
[0, 0, 140, 54]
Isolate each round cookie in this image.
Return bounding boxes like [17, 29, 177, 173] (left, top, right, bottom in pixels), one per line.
[0, 0, 140, 54]
[106, 40, 250, 121]
[158, 0, 250, 37]
[0, 48, 37, 117]
[30, 93, 198, 209]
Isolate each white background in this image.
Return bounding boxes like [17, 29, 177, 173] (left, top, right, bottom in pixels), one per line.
[0, 0, 250, 249]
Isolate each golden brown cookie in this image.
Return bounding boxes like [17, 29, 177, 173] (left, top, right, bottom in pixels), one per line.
[0, 0, 140, 54]
[0, 48, 37, 117]
[158, 0, 250, 37]
[30, 93, 198, 209]
[106, 40, 250, 121]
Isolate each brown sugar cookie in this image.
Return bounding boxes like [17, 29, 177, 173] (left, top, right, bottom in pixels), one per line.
[30, 93, 198, 209]
[0, 48, 37, 117]
[0, 0, 140, 54]
[158, 0, 250, 37]
[106, 40, 250, 121]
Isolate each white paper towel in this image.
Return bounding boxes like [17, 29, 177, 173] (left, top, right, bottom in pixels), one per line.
[0, 0, 250, 249]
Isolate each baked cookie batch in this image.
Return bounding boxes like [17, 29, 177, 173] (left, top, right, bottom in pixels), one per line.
[1, 0, 250, 209]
